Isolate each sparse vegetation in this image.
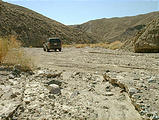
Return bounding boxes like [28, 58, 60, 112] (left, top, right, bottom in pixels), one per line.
[0, 36, 34, 70]
[63, 41, 123, 50]
[107, 41, 123, 50]
[0, 37, 8, 62]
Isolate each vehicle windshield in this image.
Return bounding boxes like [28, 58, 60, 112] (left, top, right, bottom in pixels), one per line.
[50, 39, 61, 43]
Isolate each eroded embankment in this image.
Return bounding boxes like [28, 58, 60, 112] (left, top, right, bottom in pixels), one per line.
[103, 71, 159, 120]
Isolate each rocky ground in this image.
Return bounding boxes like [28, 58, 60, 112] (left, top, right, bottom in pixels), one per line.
[0, 47, 159, 120]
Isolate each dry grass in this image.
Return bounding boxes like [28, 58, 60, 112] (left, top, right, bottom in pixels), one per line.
[63, 44, 90, 48]
[75, 44, 90, 48]
[63, 41, 123, 50]
[62, 44, 74, 48]
[108, 41, 124, 50]
[0, 38, 8, 62]
[0, 36, 34, 71]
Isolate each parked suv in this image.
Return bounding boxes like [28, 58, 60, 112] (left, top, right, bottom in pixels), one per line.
[43, 38, 62, 52]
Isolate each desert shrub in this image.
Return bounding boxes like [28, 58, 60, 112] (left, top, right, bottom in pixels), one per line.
[0, 38, 9, 62]
[63, 41, 123, 50]
[108, 41, 123, 50]
[62, 44, 73, 48]
[75, 44, 89, 48]
[0, 36, 34, 70]
[89, 43, 109, 48]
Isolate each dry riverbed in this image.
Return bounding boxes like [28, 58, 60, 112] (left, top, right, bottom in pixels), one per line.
[0, 47, 159, 120]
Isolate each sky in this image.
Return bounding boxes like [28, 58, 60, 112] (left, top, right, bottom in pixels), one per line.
[3, 0, 159, 25]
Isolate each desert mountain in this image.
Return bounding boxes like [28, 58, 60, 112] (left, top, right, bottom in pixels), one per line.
[71, 12, 159, 43]
[132, 17, 159, 53]
[121, 17, 159, 52]
[0, 1, 97, 47]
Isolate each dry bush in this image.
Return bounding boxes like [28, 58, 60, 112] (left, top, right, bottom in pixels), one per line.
[62, 44, 73, 48]
[89, 42, 123, 50]
[108, 41, 123, 50]
[63, 44, 90, 48]
[0, 38, 9, 62]
[89, 43, 109, 48]
[75, 44, 89, 48]
[63, 41, 122, 50]
[0, 36, 34, 70]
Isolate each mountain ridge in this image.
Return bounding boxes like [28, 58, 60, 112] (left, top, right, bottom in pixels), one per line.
[70, 11, 159, 43]
[0, 1, 98, 47]
[0, 1, 158, 48]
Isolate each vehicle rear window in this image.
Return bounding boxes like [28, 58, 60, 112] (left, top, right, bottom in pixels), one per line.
[50, 39, 61, 43]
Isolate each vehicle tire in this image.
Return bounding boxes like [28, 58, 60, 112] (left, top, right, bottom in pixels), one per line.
[46, 48, 50, 52]
[59, 48, 61, 52]
[43, 47, 46, 51]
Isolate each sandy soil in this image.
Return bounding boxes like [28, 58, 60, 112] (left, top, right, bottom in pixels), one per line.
[27, 47, 159, 74]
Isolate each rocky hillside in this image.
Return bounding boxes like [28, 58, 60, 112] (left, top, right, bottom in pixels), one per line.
[71, 12, 159, 43]
[133, 17, 159, 52]
[0, 1, 97, 47]
[121, 17, 159, 53]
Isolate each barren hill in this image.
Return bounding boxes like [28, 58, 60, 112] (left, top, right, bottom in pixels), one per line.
[122, 17, 159, 53]
[71, 12, 159, 43]
[0, 1, 97, 47]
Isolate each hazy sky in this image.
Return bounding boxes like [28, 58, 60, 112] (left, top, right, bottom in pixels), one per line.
[3, 0, 159, 25]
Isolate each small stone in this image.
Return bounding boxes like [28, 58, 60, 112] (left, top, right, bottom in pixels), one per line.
[147, 113, 154, 117]
[105, 86, 111, 92]
[9, 74, 15, 79]
[70, 91, 80, 98]
[46, 80, 62, 86]
[105, 92, 114, 96]
[37, 67, 41, 70]
[105, 70, 110, 73]
[148, 78, 156, 83]
[103, 106, 109, 109]
[23, 97, 32, 103]
[62, 105, 70, 114]
[2, 91, 13, 99]
[152, 115, 159, 120]
[39, 94, 45, 99]
[48, 84, 61, 95]
[139, 100, 144, 103]
[46, 72, 62, 78]
[10, 93, 17, 99]
[95, 71, 98, 74]
[12, 64, 22, 77]
[92, 81, 97, 84]
[25, 101, 30, 104]
[8, 79, 18, 85]
[88, 87, 95, 92]
[132, 94, 141, 100]
[73, 72, 80, 76]
[48, 94, 55, 99]
[133, 76, 140, 80]
[37, 70, 45, 75]
[140, 110, 147, 115]
[129, 88, 138, 96]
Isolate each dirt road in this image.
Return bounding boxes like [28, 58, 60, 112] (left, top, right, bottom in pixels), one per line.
[2, 47, 158, 120]
[26, 47, 145, 120]
[25, 47, 159, 120]
[27, 47, 159, 74]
